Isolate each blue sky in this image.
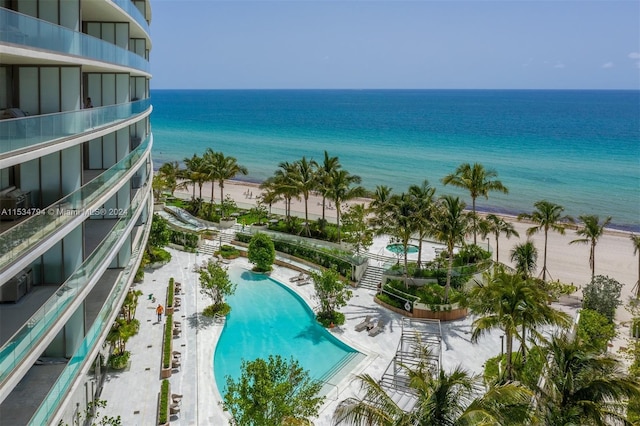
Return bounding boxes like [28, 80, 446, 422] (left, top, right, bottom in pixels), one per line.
[150, 1, 640, 90]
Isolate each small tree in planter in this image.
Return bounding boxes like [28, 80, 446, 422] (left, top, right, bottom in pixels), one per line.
[248, 233, 275, 273]
[310, 268, 352, 327]
[106, 318, 139, 369]
[341, 203, 373, 258]
[250, 199, 269, 226]
[199, 260, 236, 317]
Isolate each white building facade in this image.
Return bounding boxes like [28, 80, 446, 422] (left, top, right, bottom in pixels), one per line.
[0, 1, 153, 423]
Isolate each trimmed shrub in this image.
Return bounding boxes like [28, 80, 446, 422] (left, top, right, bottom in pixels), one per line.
[167, 278, 174, 307]
[159, 379, 170, 424]
[163, 315, 173, 369]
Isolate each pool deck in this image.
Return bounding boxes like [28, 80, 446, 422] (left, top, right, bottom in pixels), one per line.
[100, 246, 575, 425]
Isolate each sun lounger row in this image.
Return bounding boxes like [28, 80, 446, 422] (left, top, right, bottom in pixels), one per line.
[354, 316, 386, 336]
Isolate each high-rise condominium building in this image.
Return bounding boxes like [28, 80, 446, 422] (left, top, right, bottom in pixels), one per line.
[0, 1, 153, 424]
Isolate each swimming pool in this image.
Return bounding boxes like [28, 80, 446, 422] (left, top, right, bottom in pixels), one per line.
[213, 267, 363, 395]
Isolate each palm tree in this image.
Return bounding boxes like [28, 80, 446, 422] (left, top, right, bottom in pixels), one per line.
[291, 157, 318, 236]
[517, 200, 573, 281]
[270, 161, 300, 223]
[157, 161, 185, 197]
[333, 351, 532, 425]
[479, 214, 519, 264]
[570, 215, 612, 278]
[441, 162, 508, 245]
[368, 184, 394, 234]
[317, 150, 341, 223]
[469, 268, 570, 380]
[534, 332, 640, 425]
[409, 180, 436, 270]
[202, 147, 218, 204]
[388, 193, 418, 288]
[432, 195, 469, 303]
[326, 169, 365, 243]
[510, 240, 537, 279]
[212, 151, 248, 210]
[182, 154, 208, 199]
[632, 234, 640, 297]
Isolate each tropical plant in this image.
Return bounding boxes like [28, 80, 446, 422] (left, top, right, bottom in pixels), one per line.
[582, 274, 623, 322]
[432, 195, 469, 303]
[198, 259, 236, 314]
[326, 169, 366, 242]
[58, 399, 122, 426]
[386, 192, 419, 287]
[341, 203, 374, 256]
[182, 153, 209, 199]
[333, 348, 532, 426]
[158, 161, 185, 197]
[570, 214, 612, 278]
[509, 240, 537, 279]
[479, 214, 519, 264]
[577, 308, 617, 353]
[247, 232, 276, 272]
[223, 355, 324, 426]
[368, 184, 394, 234]
[533, 332, 640, 425]
[441, 162, 508, 245]
[409, 180, 436, 269]
[310, 267, 352, 327]
[632, 234, 640, 298]
[469, 268, 570, 380]
[517, 200, 573, 281]
[211, 151, 248, 210]
[291, 156, 318, 236]
[147, 214, 171, 253]
[317, 150, 341, 224]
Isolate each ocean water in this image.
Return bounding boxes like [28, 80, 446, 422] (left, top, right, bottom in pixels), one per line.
[150, 89, 640, 232]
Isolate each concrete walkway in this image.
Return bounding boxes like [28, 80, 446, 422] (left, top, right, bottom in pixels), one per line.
[100, 247, 574, 425]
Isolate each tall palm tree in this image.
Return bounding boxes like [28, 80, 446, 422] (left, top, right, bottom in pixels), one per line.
[632, 234, 640, 297]
[479, 214, 519, 264]
[469, 268, 570, 380]
[441, 162, 508, 245]
[570, 215, 612, 278]
[432, 195, 469, 303]
[326, 169, 365, 243]
[157, 161, 185, 197]
[409, 180, 436, 270]
[182, 154, 208, 199]
[368, 185, 394, 234]
[263, 161, 300, 223]
[333, 353, 532, 425]
[388, 193, 418, 288]
[510, 240, 537, 279]
[291, 157, 318, 236]
[517, 200, 573, 281]
[534, 332, 640, 425]
[317, 150, 341, 223]
[202, 147, 218, 204]
[212, 151, 248, 210]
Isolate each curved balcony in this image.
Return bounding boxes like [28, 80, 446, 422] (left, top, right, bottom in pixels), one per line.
[0, 99, 151, 159]
[28, 195, 152, 425]
[0, 8, 150, 73]
[112, 0, 151, 37]
[0, 184, 151, 405]
[0, 136, 152, 278]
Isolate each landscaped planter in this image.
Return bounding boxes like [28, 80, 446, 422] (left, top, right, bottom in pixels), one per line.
[251, 223, 268, 231]
[218, 218, 236, 229]
[157, 380, 170, 426]
[374, 297, 468, 321]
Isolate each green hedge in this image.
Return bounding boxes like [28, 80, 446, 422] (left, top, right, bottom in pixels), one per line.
[237, 233, 353, 278]
[163, 315, 173, 369]
[159, 379, 170, 424]
[167, 278, 174, 308]
[169, 229, 199, 249]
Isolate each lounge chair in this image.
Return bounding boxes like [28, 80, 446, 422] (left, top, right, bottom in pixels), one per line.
[354, 315, 374, 332]
[170, 405, 180, 415]
[368, 320, 385, 337]
[173, 328, 181, 337]
[172, 351, 181, 357]
[172, 393, 183, 402]
[172, 359, 181, 368]
[289, 272, 305, 282]
[296, 278, 311, 286]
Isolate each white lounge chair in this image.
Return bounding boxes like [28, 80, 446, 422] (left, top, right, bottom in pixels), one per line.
[354, 315, 374, 332]
[368, 320, 386, 337]
[289, 272, 305, 282]
[296, 278, 312, 286]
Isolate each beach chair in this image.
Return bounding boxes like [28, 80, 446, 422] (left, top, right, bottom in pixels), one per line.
[296, 278, 311, 286]
[368, 320, 386, 337]
[354, 315, 374, 332]
[173, 327, 181, 337]
[172, 393, 183, 402]
[170, 405, 181, 415]
[172, 359, 181, 369]
[289, 272, 305, 282]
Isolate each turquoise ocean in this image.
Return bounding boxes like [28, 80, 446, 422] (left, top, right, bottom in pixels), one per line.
[150, 90, 640, 232]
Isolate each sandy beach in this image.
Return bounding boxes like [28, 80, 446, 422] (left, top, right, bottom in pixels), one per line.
[174, 179, 638, 324]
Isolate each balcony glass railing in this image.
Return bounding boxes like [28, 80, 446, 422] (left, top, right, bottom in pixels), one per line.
[0, 99, 150, 156]
[0, 136, 151, 273]
[26, 191, 152, 425]
[0, 184, 150, 403]
[111, 0, 151, 36]
[0, 8, 150, 72]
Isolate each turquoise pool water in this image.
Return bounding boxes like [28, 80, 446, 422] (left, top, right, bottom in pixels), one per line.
[213, 267, 363, 394]
[386, 243, 419, 254]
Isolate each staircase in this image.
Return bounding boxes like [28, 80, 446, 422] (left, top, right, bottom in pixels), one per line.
[358, 264, 385, 290]
[198, 232, 235, 256]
